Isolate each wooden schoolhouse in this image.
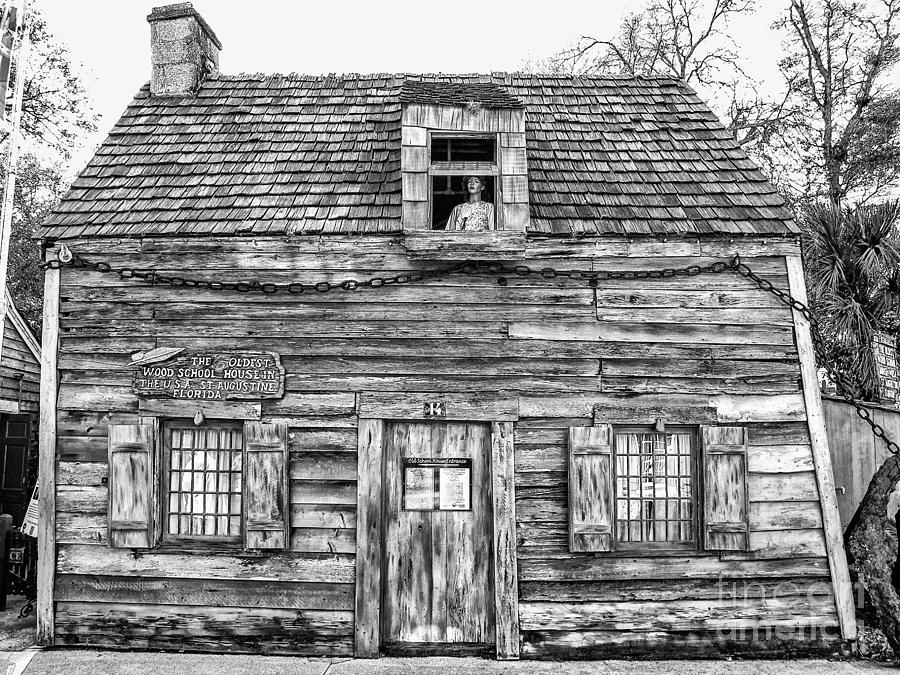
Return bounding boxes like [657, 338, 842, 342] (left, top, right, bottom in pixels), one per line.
[35, 2, 856, 659]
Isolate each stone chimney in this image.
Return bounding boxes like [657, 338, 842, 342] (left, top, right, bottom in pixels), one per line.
[147, 3, 221, 96]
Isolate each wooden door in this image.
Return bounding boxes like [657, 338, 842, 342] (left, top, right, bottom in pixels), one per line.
[383, 422, 495, 650]
[0, 414, 30, 523]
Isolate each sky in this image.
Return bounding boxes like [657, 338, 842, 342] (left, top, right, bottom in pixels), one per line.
[36, 0, 787, 175]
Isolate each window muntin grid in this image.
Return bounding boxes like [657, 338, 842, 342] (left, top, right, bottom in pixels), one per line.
[614, 429, 697, 550]
[164, 423, 243, 540]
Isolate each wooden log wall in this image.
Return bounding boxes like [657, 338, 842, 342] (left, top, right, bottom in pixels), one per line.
[51, 234, 842, 656]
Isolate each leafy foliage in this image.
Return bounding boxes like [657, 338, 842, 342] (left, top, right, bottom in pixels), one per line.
[802, 200, 900, 399]
[0, 6, 94, 335]
[4, 154, 65, 335]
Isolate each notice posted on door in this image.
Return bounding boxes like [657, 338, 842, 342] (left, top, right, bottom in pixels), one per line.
[402, 457, 472, 511]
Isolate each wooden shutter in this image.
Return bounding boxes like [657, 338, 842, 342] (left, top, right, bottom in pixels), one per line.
[108, 424, 156, 549]
[701, 425, 750, 551]
[244, 421, 288, 549]
[568, 425, 614, 552]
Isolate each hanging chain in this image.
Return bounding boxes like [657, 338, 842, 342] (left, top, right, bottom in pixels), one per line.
[43, 251, 900, 455]
[730, 259, 900, 457]
[41, 253, 732, 292]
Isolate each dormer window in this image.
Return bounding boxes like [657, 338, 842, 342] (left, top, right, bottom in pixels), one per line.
[400, 80, 529, 240]
[430, 134, 498, 230]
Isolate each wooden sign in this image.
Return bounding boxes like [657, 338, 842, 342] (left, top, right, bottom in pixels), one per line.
[131, 349, 285, 400]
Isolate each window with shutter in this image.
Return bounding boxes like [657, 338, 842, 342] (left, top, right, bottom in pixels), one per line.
[568, 423, 704, 554]
[701, 425, 750, 551]
[122, 418, 291, 551]
[108, 424, 157, 549]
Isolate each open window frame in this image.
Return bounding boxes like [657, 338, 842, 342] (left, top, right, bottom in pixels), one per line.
[428, 131, 501, 231]
[400, 100, 529, 259]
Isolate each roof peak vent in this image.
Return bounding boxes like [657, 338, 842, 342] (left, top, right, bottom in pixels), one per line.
[147, 3, 222, 97]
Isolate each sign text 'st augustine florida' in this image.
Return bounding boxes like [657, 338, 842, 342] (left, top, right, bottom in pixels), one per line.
[131, 348, 285, 400]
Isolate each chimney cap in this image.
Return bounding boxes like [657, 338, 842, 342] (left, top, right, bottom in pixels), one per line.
[147, 3, 222, 50]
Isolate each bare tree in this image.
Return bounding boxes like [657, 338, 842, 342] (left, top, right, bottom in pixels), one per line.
[560, 0, 749, 82]
[779, 0, 900, 206]
[552, 0, 798, 151]
[1, 8, 96, 157]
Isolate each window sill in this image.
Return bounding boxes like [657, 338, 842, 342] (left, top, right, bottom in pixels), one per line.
[403, 230, 526, 260]
[582, 549, 715, 558]
[151, 538, 248, 555]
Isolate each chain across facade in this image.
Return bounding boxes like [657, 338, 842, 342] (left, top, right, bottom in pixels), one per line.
[43, 251, 900, 457]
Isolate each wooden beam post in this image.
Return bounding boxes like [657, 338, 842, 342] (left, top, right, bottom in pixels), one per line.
[786, 255, 857, 640]
[491, 421, 520, 659]
[354, 418, 385, 657]
[0, 513, 12, 611]
[37, 251, 60, 645]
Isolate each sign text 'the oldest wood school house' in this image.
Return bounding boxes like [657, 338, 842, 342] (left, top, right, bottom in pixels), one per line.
[35, 2, 855, 660]
[131, 349, 285, 400]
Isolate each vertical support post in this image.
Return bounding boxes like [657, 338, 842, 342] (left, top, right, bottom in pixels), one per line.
[0, 513, 11, 611]
[786, 255, 857, 640]
[354, 418, 385, 657]
[490, 421, 520, 660]
[36, 250, 59, 644]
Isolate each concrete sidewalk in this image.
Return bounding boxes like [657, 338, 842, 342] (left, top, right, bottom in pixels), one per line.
[9, 652, 899, 675]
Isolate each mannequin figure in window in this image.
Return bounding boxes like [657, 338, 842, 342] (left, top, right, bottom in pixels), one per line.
[446, 176, 495, 231]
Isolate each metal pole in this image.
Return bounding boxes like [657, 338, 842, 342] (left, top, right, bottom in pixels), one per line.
[0, 0, 28, 368]
[0, 512, 12, 611]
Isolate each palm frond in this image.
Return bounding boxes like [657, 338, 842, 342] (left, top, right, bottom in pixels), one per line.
[801, 199, 900, 400]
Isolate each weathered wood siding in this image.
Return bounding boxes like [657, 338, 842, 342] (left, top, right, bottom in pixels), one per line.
[824, 396, 900, 528]
[52, 234, 840, 656]
[0, 313, 40, 412]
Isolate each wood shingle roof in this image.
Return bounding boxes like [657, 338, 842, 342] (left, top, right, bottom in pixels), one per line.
[40, 73, 797, 239]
